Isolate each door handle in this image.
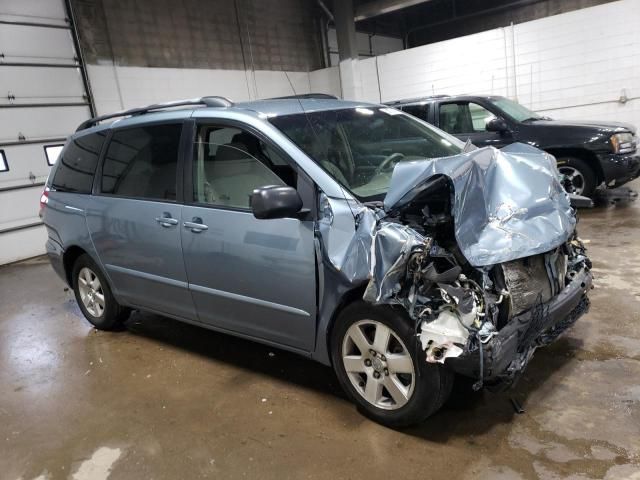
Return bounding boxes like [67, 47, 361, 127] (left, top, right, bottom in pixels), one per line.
[155, 213, 179, 227]
[184, 217, 208, 233]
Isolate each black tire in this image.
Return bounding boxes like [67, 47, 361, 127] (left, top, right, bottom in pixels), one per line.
[331, 301, 454, 428]
[72, 254, 129, 330]
[555, 156, 597, 197]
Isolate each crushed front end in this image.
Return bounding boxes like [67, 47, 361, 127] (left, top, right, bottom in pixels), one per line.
[369, 229, 592, 390]
[321, 143, 593, 391]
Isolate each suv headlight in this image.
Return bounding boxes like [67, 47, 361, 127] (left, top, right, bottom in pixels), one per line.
[610, 132, 636, 154]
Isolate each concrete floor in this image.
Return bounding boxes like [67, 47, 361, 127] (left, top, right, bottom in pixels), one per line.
[2, 181, 640, 480]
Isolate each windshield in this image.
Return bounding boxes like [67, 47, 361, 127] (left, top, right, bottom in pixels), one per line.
[489, 97, 543, 122]
[269, 107, 463, 201]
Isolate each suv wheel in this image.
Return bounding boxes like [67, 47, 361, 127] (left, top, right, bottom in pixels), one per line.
[72, 254, 129, 330]
[331, 302, 453, 428]
[556, 156, 596, 197]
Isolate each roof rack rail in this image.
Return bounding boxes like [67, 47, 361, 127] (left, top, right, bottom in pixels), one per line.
[268, 93, 338, 100]
[76, 96, 233, 131]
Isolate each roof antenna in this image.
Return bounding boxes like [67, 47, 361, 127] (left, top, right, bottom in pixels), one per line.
[282, 71, 359, 225]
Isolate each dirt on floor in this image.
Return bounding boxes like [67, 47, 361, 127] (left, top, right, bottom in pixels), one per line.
[1, 180, 639, 480]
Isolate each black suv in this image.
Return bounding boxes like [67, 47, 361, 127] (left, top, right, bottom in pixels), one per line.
[386, 95, 639, 197]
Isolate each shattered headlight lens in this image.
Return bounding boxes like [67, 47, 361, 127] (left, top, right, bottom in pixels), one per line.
[610, 132, 636, 154]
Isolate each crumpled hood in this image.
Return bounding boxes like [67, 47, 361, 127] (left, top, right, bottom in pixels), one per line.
[383, 143, 576, 267]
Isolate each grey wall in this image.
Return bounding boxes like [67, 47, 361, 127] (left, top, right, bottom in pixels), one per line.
[72, 0, 324, 71]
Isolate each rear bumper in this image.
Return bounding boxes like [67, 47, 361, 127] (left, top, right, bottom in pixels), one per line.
[598, 151, 640, 187]
[46, 237, 68, 285]
[447, 267, 593, 388]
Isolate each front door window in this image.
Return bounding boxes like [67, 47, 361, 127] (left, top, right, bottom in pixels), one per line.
[439, 102, 495, 135]
[193, 126, 293, 209]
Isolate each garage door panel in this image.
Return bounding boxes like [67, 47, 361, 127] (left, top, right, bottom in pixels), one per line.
[0, 67, 86, 104]
[0, 225, 47, 265]
[0, 186, 43, 226]
[0, 0, 66, 24]
[0, 105, 89, 143]
[0, 24, 76, 64]
[0, 143, 61, 189]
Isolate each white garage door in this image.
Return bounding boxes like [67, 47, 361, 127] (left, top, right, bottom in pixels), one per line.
[0, 0, 93, 264]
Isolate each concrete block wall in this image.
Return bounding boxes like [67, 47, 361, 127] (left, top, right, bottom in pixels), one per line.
[320, 0, 640, 128]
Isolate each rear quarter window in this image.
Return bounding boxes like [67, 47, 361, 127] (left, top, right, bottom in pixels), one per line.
[50, 131, 107, 193]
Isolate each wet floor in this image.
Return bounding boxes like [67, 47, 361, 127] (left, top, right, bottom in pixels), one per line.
[1, 180, 640, 480]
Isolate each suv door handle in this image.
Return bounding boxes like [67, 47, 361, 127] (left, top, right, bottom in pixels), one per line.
[155, 213, 179, 227]
[184, 218, 208, 233]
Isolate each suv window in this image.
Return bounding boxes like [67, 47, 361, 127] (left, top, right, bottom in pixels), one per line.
[193, 125, 293, 209]
[401, 104, 429, 121]
[438, 102, 494, 134]
[101, 124, 182, 201]
[50, 131, 106, 193]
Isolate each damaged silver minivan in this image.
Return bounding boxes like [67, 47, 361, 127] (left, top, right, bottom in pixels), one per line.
[43, 96, 592, 427]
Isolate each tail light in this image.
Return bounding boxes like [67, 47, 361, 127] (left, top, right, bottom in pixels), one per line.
[39, 187, 50, 218]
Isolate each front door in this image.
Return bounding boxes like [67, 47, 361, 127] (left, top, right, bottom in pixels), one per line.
[437, 101, 513, 148]
[86, 122, 196, 320]
[181, 123, 317, 351]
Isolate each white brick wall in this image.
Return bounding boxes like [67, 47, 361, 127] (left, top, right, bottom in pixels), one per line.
[314, 0, 640, 128]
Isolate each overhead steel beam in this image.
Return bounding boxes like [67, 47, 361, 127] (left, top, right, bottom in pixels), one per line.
[354, 0, 432, 21]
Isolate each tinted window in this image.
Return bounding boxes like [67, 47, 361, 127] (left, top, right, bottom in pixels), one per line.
[402, 104, 429, 121]
[193, 125, 288, 209]
[101, 124, 182, 201]
[51, 132, 106, 193]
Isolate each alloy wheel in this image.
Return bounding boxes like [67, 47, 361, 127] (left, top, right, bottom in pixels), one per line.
[559, 166, 585, 195]
[341, 319, 415, 410]
[78, 267, 105, 317]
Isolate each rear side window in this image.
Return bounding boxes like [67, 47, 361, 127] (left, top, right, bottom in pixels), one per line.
[51, 131, 106, 193]
[402, 104, 429, 122]
[101, 124, 182, 201]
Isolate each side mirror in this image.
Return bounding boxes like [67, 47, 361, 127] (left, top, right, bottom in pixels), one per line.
[250, 185, 303, 219]
[486, 117, 509, 132]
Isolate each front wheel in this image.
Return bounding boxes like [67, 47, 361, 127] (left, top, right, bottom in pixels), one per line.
[556, 156, 597, 197]
[331, 302, 453, 428]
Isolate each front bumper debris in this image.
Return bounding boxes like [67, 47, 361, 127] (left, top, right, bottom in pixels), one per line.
[445, 267, 592, 389]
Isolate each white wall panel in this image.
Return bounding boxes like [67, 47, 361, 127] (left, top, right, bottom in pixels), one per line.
[0, 105, 90, 143]
[309, 66, 342, 97]
[323, 0, 640, 128]
[0, 143, 55, 190]
[0, 66, 86, 104]
[0, 186, 44, 227]
[0, 226, 47, 265]
[87, 65, 317, 115]
[0, 0, 66, 25]
[0, 24, 76, 64]
[252, 71, 310, 99]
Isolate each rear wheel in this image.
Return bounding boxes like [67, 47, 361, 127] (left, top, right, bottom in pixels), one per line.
[556, 156, 596, 197]
[72, 254, 129, 330]
[331, 302, 453, 428]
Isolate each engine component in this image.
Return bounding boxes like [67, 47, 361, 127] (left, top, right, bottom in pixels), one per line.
[419, 309, 469, 363]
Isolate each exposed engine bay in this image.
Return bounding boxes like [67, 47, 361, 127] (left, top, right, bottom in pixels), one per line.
[319, 143, 593, 389]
